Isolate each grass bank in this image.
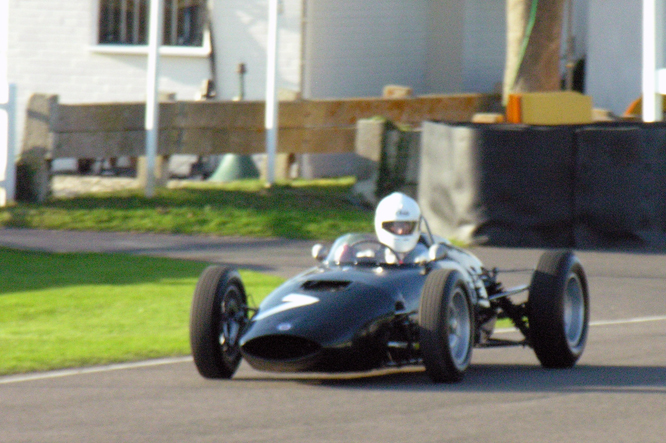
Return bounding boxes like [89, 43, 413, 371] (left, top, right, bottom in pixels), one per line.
[0, 248, 284, 375]
[0, 178, 374, 241]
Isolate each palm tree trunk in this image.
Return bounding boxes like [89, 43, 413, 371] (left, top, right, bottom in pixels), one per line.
[503, 0, 566, 103]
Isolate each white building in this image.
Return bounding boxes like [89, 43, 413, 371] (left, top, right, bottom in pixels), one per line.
[585, 0, 642, 116]
[5, 0, 647, 160]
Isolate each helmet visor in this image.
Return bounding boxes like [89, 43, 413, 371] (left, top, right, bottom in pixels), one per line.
[382, 221, 417, 236]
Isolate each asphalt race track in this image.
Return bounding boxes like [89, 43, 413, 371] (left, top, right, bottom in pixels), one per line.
[1, 231, 665, 443]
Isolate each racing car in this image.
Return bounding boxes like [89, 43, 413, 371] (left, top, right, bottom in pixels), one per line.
[189, 230, 589, 383]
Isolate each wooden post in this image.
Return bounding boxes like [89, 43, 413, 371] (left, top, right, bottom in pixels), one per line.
[17, 94, 57, 203]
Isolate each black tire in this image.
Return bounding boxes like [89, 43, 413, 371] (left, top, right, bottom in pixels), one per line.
[419, 269, 474, 383]
[190, 266, 247, 379]
[528, 250, 589, 368]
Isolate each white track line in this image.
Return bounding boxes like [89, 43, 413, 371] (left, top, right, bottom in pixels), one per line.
[0, 356, 192, 385]
[487, 315, 666, 335]
[2, 315, 666, 385]
[590, 315, 666, 326]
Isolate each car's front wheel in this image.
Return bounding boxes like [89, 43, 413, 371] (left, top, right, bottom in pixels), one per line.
[190, 266, 248, 379]
[528, 250, 589, 368]
[419, 269, 474, 383]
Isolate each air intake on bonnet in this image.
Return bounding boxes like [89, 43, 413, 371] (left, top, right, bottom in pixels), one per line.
[301, 280, 351, 292]
[242, 335, 321, 360]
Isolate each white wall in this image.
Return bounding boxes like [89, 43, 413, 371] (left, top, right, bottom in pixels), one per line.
[303, 0, 428, 98]
[212, 0, 303, 100]
[586, 0, 642, 114]
[8, 0, 213, 152]
[299, 0, 508, 98]
[426, 0, 465, 93]
[461, 0, 505, 93]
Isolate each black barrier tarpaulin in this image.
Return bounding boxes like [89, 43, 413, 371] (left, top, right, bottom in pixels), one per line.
[574, 125, 666, 249]
[418, 121, 576, 247]
[644, 126, 666, 237]
[419, 121, 666, 250]
[475, 124, 575, 247]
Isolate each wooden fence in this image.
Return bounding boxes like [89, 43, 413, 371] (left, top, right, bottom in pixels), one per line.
[18, 93, 500, 201]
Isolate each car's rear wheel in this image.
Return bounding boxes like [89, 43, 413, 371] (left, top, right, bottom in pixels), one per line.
[190, 266, 247, 379]
[419, 269, 474, 383]
[528, 250, 589, 368]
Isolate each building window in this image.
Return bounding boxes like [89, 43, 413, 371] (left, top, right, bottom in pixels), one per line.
[98, 0, 206, 47]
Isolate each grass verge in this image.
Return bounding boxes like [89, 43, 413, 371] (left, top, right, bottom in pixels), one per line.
[0, 178, 374, 241]
[0, 248, 284, 376]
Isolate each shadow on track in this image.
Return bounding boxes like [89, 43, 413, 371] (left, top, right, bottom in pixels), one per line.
[234, 364, 666, 394]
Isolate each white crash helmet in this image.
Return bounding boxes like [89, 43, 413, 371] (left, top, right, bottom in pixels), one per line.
[374, 192, 421, 254]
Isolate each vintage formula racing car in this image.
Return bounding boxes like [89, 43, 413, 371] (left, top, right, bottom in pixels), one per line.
[189, 231, 589, 383]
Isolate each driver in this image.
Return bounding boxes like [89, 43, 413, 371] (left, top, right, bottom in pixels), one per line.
[374, 192, 428, 264]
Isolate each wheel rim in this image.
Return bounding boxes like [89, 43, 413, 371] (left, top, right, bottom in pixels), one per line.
[219, 285, 244, 360]
[563, 273, 585, 349]
[447, 287, 472, 369]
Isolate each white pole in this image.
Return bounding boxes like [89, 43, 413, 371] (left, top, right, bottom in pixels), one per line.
[145, 0, 164, 197]
[0, 84, 16, 206]
[0, 0, 15, 206]
[265, 0, 280, 185]
[643, 0, 664, 122]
